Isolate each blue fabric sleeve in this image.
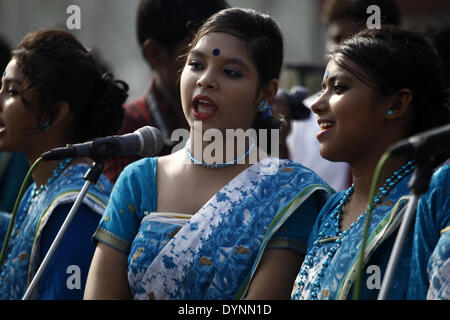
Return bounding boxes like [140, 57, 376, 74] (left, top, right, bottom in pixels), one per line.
[93, 157, 158, 254]
[267, 191, 328, 255]
[0, 211, 12, 245]
[37, 203, 101, 300]
[409, 164, 450, 299]
[426, 229, 450, 299]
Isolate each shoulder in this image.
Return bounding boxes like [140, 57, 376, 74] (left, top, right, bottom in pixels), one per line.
[418, 164, 450, 226]
[429, 164, 450, 188]
[119, 157, 158, 183]
[420, 164, 449, 205]
[273, 158, 334, 190]
[112, 157, 158, 198]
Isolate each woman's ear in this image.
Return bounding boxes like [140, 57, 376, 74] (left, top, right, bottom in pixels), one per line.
[259, 79, 279, 104]
[142, 39, 167, 69]
[385, 88, 413, 119]
[46, 101, 71, 129]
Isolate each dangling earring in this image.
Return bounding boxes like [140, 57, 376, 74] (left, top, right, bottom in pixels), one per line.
[257, 101, 269, 112]
[43, 121, 51, 132]
[257, 101, 272, 120]
[386, 110, 394, 116]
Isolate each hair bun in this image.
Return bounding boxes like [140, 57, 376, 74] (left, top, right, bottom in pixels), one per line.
[75, 72, 128, 141]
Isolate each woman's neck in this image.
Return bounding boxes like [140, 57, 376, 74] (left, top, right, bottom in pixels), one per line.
[349, 153, 411, 205]
[188, 132, 261, 167]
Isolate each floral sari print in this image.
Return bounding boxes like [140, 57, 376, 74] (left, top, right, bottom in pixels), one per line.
[291, 165, 449, 300]
[0, 164, 112, 299]
[94, 157, 334, 299]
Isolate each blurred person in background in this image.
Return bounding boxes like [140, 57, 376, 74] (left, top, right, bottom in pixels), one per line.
[103, 0, 229, 183]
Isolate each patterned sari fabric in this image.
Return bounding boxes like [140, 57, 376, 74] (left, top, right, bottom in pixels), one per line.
[0, 164, 112, 299]
[291, 165, 450, 300]
[94, 157, 334, 299]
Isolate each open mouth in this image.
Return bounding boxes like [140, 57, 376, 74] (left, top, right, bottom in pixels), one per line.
[316, 119, 335, 141]
[192, 95, 217, 120]
[318, 121, 335, 131]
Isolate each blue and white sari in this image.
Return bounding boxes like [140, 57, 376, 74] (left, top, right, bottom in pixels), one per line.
[94, 157, 333, 299]
[0, 164, 112, 299]
[291, 164, 449, 300]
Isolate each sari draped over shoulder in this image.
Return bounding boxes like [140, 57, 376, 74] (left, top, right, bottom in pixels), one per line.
[292, 164, 450, 300]
[127, 157, 333, 299]
[0, 164, 112, 299]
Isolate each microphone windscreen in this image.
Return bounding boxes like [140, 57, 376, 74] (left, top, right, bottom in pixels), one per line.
[136, 126, 164, 156]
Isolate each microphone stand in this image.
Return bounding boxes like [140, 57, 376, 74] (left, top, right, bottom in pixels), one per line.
[377, 150, 447, 300]
[22, 160, 104, 300]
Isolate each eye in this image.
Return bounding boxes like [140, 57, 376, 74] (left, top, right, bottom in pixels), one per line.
[187, 60, 204, 71]
[223, 67, 242, 78]
[5, 87, 20, 96]
[333, 85, 347, 94]
[7, 88, 19, 96]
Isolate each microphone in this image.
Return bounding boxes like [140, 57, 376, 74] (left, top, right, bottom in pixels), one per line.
[41, 126, 164, 161]
[388, 123, 450, 157]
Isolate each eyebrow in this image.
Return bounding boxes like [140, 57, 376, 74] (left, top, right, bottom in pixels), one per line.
[3, 78, 23, 86]
[189, 49, 250, 71]
[321, 74, 353, 86]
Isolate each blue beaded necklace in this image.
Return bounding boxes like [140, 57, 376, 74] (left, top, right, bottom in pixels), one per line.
[292, 160, 415, 300]
[185, 138, 255, 169]
[22, 158, 73, 214]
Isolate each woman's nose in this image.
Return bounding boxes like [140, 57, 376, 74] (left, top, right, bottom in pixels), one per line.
[310, 92, 328, 115]
[196, 71, 217, 90]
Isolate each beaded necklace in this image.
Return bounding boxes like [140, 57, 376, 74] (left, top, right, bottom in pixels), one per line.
[292, 160, 415, 300]
[0, 158, 73, 286]
[22, 158, 73, 214]
[185, 138, 255, 169]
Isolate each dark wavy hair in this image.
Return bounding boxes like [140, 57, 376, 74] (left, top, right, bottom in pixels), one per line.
[328, 27, 450, 135]
[12, 29, 128, 143]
